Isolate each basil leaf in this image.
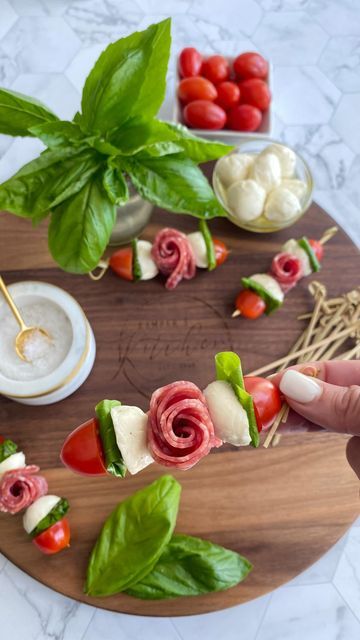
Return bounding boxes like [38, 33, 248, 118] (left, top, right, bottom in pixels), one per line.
[29, 121, 85, 148]
[0, 439, 18, 463]
[0, 87, 58, 137]
[48, 175, 116, 273]
[95, 400, 126, 478]
[85, 475, 181, 596]
[102, 160, 129, 205]
[135, 142, 183, 158]
[132, 238, 142, 281]
[215, 352, 259, 448]
[164, 122, 234, 163]
[126, 534, 252, 599]
[298, 237, 321, 272]
[241, 277, 283, 315]
[199, 219, 216, 271]
[125, 155, 225, 219]
[80, 19, 171, 134]
[30, 498, 69, 538]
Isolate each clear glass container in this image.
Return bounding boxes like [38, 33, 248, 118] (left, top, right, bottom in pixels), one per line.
[109, 182, 153, 246]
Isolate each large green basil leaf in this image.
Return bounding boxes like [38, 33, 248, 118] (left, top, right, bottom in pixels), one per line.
[29, 121, 85, 148]
[95, 400, 126, 478]
[102, 160, 129, 205]
[79, 19, 171, 134]
[109, 117, 174, 155]
[85, 475, 181, 596]
[30, 498, 69, 538]
[0, 438, 17, 463]
[125, 155, 225, 219]
[48, 175, 116, 274]
[164, 122, 234, 163]
[0, 87, 58, 137]
[126, 534, 252, 599]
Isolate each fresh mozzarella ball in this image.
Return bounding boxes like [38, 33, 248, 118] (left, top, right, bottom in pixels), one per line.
[250, 153, 281, 193]
[281, 179, 307, 201]
[282, 238, 311, 276]
[203, 380, 251, 446]
[264, 187, 301, 222]
[23, 495, 61, 534]
[249, 273, 284, 303]
[111, 405, 153, 475]
[216, 153, 254, 187]
[137, 240, 158, 280]
[187, 231, 208, 269]
[227, 179, 266, 222]
[261, 143, 296, 178]
[0, 451, 25, 478]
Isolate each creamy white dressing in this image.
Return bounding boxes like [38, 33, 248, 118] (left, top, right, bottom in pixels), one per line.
[203, 380, 251, 446]
[111, 405, 153, 475]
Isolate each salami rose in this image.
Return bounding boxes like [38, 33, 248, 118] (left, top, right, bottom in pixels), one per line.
[0, 466, 48, 514]
[271, 252, 303, 293]
[148, 381, 222, 470]
[152, 228, 196, 290]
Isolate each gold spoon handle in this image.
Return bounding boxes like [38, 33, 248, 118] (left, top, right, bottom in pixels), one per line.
[0, 276, 27, 331]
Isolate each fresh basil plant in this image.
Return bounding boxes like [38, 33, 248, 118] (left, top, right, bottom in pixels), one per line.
[0, 19, 233, 274]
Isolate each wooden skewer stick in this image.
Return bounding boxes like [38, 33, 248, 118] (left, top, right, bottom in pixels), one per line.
[319, 226, 338, 245]
[263, 403, 289, 449]
[232, 309, 241, 318]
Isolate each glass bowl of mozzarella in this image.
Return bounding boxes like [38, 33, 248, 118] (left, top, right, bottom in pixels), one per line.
[213, 139, 313, 232]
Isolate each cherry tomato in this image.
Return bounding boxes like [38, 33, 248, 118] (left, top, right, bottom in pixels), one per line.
[215, 81, 240, 110]
[244, 376, 282, 431]
[178, 77, 217, 104]
[227, 104, 262, 132]
[234, 52, 269, 80]
[202, 55, 230, 84]
[33, 518, 70, 555]
[61, 418, 107, 476]
[239, 78, 271, 111]
[0, 436, 4, 444]
[213, 238, 229, 266]
[309, 239, 324, 262]
[183, 100, 226, 130]
[109, 247, 133, 281]
[178, 47, 202, 78]
[235, 289, 266, 319]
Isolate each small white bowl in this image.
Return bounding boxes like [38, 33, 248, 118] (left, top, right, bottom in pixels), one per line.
[172, 54, 274, 142]
[0, 281, 96, 405]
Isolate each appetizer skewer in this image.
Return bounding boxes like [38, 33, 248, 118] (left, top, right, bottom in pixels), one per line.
[232, 227, 338, 319]
[90, 221, 229, 290]
[0, 436, 70, 555]
[61, 352, 281, 478]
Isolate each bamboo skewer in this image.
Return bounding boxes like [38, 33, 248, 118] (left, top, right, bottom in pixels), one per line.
[263, 404, 289, 449]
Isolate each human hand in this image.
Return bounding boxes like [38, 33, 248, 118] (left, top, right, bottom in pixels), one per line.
[271, 360, 360, 479]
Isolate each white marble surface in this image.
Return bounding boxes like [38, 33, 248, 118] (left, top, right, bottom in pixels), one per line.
[0, 1, 359, 638]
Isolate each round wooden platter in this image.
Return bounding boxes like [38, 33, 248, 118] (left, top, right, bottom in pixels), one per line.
[0, 201, 359, 617]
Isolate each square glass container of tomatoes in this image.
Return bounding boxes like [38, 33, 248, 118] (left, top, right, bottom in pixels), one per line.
[172, 53, 273, 143]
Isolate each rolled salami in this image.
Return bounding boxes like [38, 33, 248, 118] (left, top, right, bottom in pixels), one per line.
[151, 228, 196, 290]
[0, 465, 48, 514]
[271, 252, 303, 293]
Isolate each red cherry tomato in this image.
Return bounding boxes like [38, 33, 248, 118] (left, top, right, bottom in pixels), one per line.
[178, 77, 217, 104]
[215, 81, 240, 110]
[33, 518, 71, 555]
[178, 47, 203, 78]
[0, 435, 4, 444]
[213, 238, 229, 266]
[234, 52, 269, 80]
[183, 100, 226, 130]
[202, 55, 230, 84]
[61, 418, 107, 476]
[244, 376, 282, 431]
[309, 239, 324, 262]
[227, 104, 262, 132]
[235, 289, 266, 319]
[239, 78, 271, 111]
[109, 247, 133, 281]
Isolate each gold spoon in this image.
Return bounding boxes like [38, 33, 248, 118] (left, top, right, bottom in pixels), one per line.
[0, 276, 50, 362]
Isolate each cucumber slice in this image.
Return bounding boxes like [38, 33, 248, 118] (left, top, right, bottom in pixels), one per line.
[242, 276, 283, 315]
[131, 238, 142, 281]
[199, 220, 216, 271]
[297, 237, 321, 272]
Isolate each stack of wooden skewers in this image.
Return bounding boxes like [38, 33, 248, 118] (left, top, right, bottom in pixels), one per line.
[248, 281, 360, 448]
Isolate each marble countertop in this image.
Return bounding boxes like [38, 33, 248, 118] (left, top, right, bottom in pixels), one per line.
[0, 1, 359, 638]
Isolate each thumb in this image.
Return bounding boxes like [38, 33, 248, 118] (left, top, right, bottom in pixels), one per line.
[346, 437, 360, 480]
[279, 369, 360, 435]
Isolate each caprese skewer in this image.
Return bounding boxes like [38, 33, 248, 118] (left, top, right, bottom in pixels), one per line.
[91, 221, 229, 290]
[61, 352, 281, 478]
[0, 436, 70, 555]
[232, 227, 338, 319]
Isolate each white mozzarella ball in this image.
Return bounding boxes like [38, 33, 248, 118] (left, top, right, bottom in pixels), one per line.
[111, 405, 153, 475]
[216, 153, 254, 187]
[0, 452, 25, 478]
[261, 143, 296, 178]
[203, 380, 251, 446]
[249, 273, 284, 303]
[250, 152, 282, 193]
[282, 238, 311, 276]
[264, 187, 301, 222]
[187, 231, 208, 269]
[281, 179, 307, 201]
[137, 240, 159, 280]
[23, 495, 61, 534]
[227, 179, 266, 222]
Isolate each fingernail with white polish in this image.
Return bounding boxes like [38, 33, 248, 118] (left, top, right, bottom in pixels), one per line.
[280, 370, 322, 403]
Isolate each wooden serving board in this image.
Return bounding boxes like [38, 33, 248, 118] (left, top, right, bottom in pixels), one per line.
[0, 201, 359, 616]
